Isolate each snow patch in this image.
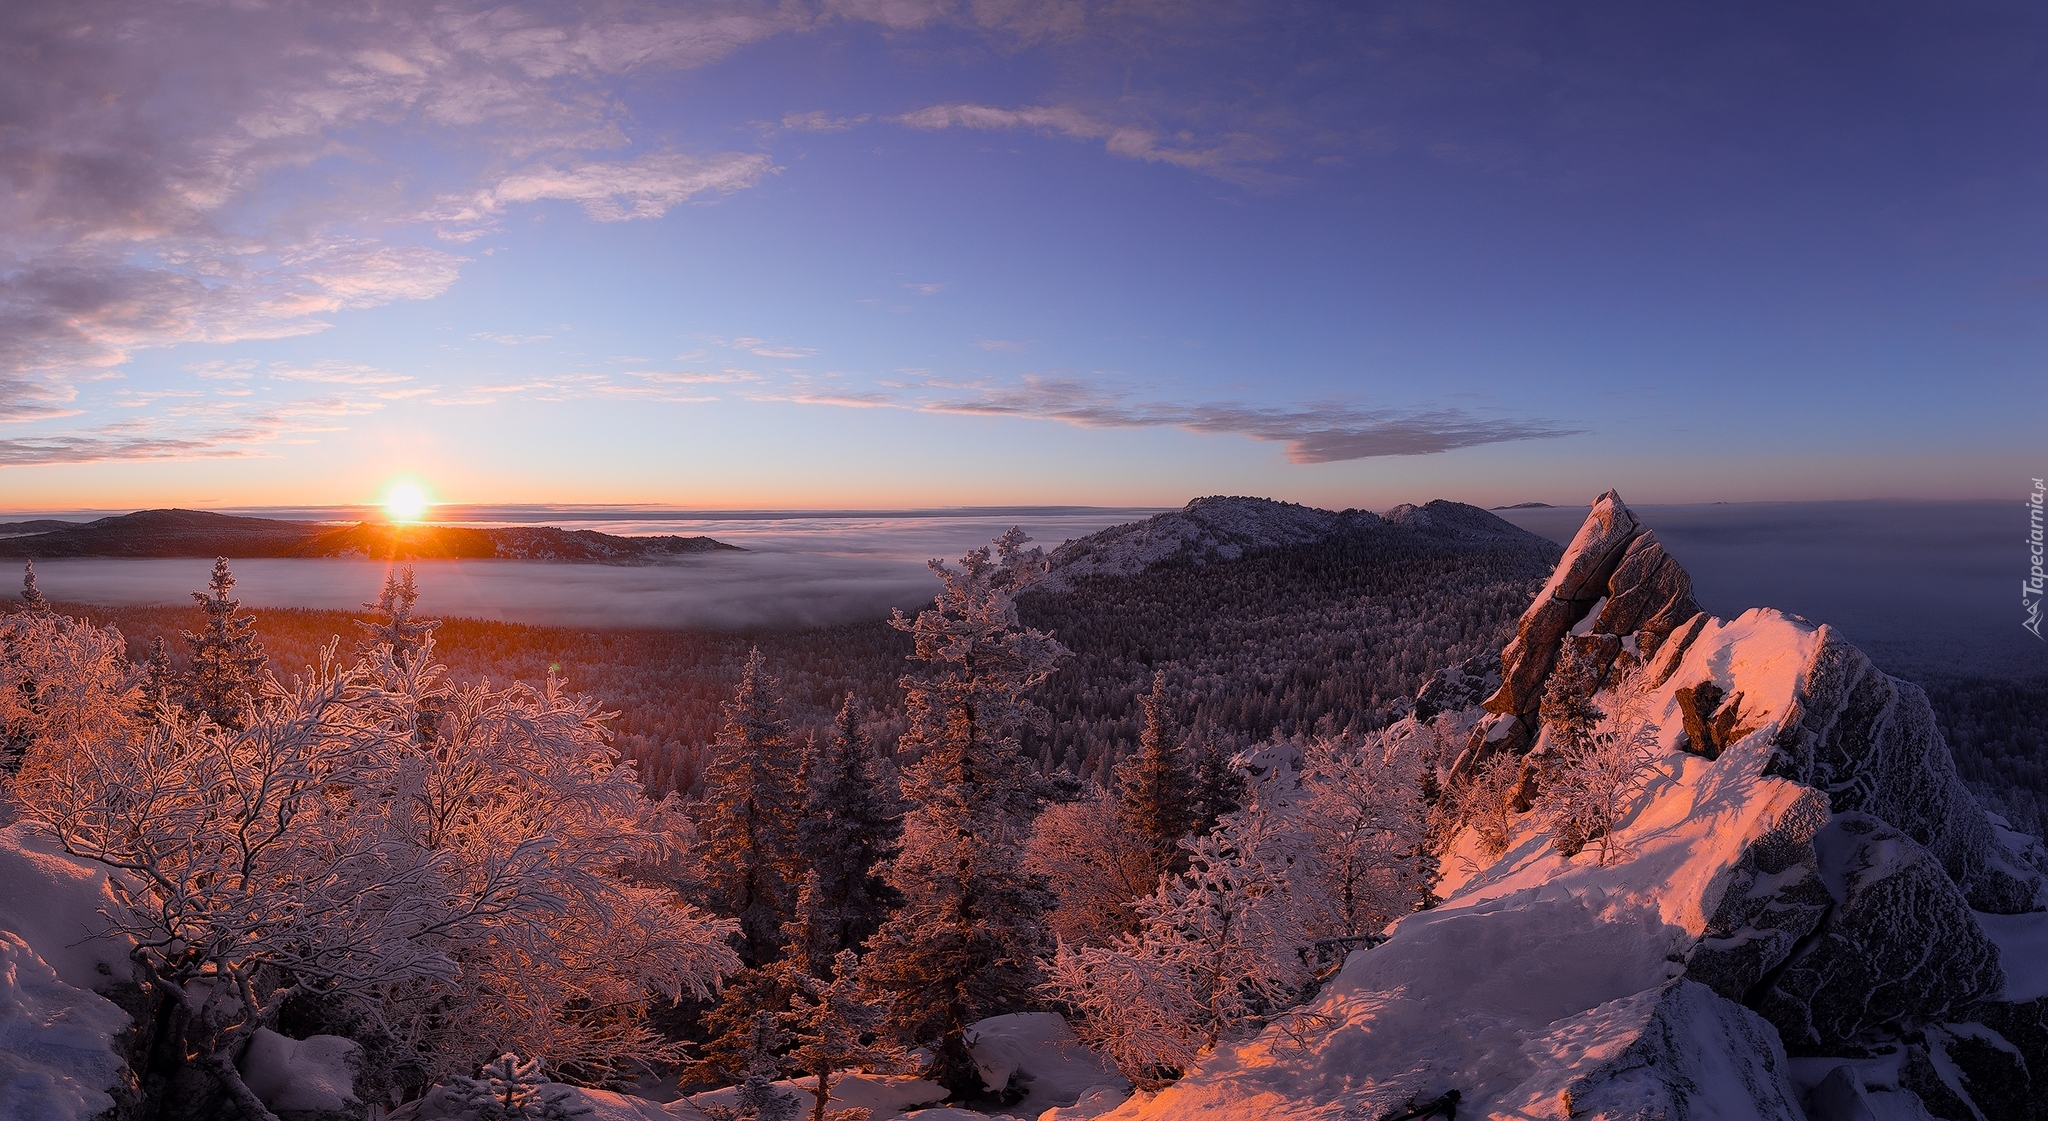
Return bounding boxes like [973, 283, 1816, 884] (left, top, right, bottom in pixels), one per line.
[240, 1027, 361, 1113]
[968, 1013, 1129, 1115]
[0, 931, 130, 1121]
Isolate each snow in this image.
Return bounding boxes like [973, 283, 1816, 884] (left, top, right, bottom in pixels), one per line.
[0, 822, 136, 1121]
[0, 931, 130, 1121]
[1974, 908, 2048, 1001]
[688, 1072, 947, 1119]
[966, 1013, 1129, 1116]
[1038, 498, 1351, 590]
[240, 1027, 361, 1113]
[0, 822, 137, 990]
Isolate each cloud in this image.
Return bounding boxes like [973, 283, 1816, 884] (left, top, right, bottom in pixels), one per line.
[895, 102, 1282, 184]
[780, 110, 872, 131]
[268, 361, 413, 385]
[976, 339, 1031, 352]
[719, 337, 818, 359]
[904, 282, 944, 296]
[472, 151, 776, 223]
[471, 332, 554, 345]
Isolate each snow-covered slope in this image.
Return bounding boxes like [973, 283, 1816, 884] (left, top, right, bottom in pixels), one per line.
[0, 821, 139, 1121]
[1103, 491, 2048, 1121]
[1034, 496, 1535, 592]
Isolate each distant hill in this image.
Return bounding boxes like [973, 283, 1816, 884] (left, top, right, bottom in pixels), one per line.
[0, 508, 740, 563]
[1493, 501, 1554, 509]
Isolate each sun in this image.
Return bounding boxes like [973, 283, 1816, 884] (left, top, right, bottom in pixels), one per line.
[382, 481, 431, 523]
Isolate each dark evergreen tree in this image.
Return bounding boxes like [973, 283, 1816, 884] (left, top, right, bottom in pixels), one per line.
[785, 951, 900, 1121]
[699, 647, 803, 966]
[786, 695, 902, 978]
[1115, 671, 1198, 878]
[182, 557, 267, 730]
[688, 967, 802, 1093]
[356, 564, 441, 659]
[1187, 737, 1247, 839]
[859, 529, 1069, 1098]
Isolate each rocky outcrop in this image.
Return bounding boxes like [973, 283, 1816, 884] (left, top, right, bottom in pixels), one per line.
[1483, 490, 1641, 721]
[1590, 531, 1702, 653]
[1412, 652, 1500, 724]
[1754, 814, 2003, 1054]
[1766, 627, 2043, 914]
[1684, 787, 1834, 1003]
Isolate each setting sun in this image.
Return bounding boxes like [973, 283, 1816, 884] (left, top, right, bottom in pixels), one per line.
[382, 481, 431, 523]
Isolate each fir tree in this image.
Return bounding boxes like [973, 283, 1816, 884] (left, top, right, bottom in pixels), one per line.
[703, 1011, 799, 1121]
[1187, 737, 1247, 839]
[699, 647, 804, 966]
[1115, 671, 1197, 879]
[786, 950, 901, 1121]
[182, 557, 267, 730]
[137, 636, 177, 725]
[859, 529, 1069, 1098]
[787, 695, 902, 978]
[19, 562, 50, 613]
[356, 564, 441, 659]
[442, 1054, 592, 1120]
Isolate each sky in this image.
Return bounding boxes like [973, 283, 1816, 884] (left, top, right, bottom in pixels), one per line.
[3, 0, 2042, 511]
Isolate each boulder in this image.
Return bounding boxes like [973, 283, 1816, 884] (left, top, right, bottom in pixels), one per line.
[1755, 814, 2003, 1054]
[1413, 652, 1500, 723]
[1485, 490, 1641, 718]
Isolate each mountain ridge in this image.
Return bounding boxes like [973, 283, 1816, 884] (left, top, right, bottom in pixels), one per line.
[0, 508, 741, 563]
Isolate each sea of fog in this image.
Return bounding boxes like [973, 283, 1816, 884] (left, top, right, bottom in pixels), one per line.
[7, 501, 2044, 680]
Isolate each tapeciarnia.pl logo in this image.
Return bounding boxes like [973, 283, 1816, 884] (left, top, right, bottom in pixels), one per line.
[2028, 478, 2046, 640]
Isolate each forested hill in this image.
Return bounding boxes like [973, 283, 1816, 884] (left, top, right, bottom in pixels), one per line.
[1017, 497, 1564, 775]
[0, 508, 739, 562]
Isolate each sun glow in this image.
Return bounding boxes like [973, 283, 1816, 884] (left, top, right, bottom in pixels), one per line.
[382, 481, 431, 523]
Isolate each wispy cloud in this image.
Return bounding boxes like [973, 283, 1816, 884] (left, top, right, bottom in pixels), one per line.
[472, 332, 555, 345]
[269, 361, 413, 385]
[449, 151, 777, 225]
[757, 374, 1578, 462]
[895, 102, 1282, 185]
[718, 337, 818, 359]
[779, 110, 872, 131]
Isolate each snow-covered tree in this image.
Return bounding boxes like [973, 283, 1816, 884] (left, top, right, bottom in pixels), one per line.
[1539, 664, 1661, 865]
[1024, 789, 1156, 945]
[700, 648, 805, 967]
[357, 564, 442, 659]
[786, 695, 901, 978]
[1043, 801, 1323, 1087]
[1296, 733, 1429, 937]
[860, 529, 1069, 1096]
[1115, 671, 1197, 879]
[16, 637, 739, 1111]
[1187, 737, 1247, 839]
[19, 561, 50, 612]
[182, 556, 267, 730]
[786, 950, 901, 1121]
[703, 1011, 800, 1121]
[138, 636, 177, 724]
[1443, 750, 1523, 861]
[0, 608, 136, 779]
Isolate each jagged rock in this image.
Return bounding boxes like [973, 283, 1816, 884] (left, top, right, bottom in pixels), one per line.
[1591, 531, 1702, 648]
[1926, 1024, 2038, 1121]
[1766, 627, 2045, 914]
[1485, 490, 1641, 718]
[1531, 980, 1804, 1121]
[1686, 787, 1833, 1001]
[1899, 1043, 1976, 1121]
[1413, 652, 1500, 723]
[1755, 814, 2003, 1054]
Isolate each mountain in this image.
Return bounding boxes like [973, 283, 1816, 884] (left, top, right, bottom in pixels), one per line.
[1036, 496, 1538, 592]
[1018, 497, 1563, 767]
[0, 509, 740, 562]
[1107, 491, 2048, 1120]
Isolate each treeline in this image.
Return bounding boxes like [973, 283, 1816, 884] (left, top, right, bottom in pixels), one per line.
[1918, 674, 2048, 837]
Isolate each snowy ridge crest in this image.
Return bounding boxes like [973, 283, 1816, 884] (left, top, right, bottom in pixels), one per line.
[1107, 491, 2048, 1121]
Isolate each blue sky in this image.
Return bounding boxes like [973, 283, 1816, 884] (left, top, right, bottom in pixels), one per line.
[3, 1, 2040, 511]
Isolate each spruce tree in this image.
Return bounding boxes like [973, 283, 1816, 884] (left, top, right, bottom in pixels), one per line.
[786, 695, 902, 978]
[1187, 737, 1247, 839]
[699, 647, 803, 966]
[859, 528, 1069, 1098]
[786, 951, 901, 1121]
[20, 562, 50, 613]
[182, 557, 266, 730]
[356, 564, 441, 659]
[137, 637, 177, 724]
[1115, 671, 1198, 879]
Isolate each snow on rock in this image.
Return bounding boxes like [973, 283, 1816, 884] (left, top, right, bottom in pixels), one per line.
[240, 1027, 362, 1117]
[0, 822, 137, 990]
[1037, 1085, 1129, 1121]
[967, 1013, 1129, 1116]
